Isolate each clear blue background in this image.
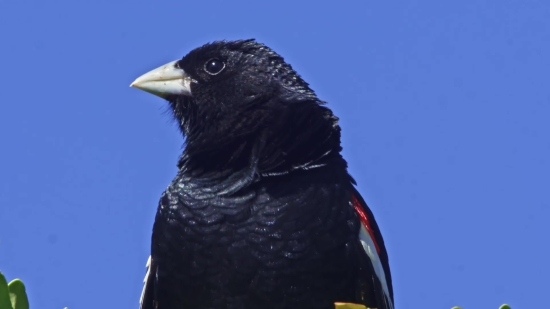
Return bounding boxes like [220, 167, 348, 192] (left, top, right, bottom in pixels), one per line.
[1, 1, 548, 308]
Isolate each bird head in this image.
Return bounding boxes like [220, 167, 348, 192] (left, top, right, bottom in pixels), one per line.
[131, 39, 318, 134]
[131, 39, 341, 175]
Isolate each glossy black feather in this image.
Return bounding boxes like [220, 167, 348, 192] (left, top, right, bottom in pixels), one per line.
[139, 39, 393, 309]
[351, 186, 394, 304]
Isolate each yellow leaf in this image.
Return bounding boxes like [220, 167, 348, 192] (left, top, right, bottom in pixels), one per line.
[334, 302, 372, 309]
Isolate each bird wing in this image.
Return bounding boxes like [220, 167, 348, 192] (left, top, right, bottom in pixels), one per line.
[140, 255, 157, 309]
[350, 187, 394, 309]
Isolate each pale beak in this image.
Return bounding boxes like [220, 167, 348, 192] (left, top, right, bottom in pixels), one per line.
[130, 60, 192, 98]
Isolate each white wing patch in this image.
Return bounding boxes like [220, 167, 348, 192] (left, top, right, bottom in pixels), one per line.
[140, 256, 152, 307]
[358, 224, 394, 309]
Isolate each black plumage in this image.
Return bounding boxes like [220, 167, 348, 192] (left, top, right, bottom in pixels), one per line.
[132, 39, 393, 309]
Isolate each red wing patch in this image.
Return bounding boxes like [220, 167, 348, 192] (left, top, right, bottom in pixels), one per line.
[351, 194, 380, 254]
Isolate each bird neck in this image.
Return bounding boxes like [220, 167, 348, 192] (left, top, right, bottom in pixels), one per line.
[177, 100, 345, 188]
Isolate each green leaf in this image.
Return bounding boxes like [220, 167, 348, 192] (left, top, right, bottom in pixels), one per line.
[7, 279, 29, 309]
[499, 305, 511, 309]
[0, 272, 14, 309]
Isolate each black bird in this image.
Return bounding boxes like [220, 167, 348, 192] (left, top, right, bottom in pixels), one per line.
[131, 39, 393, 309]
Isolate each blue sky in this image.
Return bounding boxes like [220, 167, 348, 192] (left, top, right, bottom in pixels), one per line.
[1, 0, 549, 308]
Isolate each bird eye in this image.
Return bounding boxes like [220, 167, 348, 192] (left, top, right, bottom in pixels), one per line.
[204, 58, 225, 75]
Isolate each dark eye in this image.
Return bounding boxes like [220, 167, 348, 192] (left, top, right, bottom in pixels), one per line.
[204, 58, 225, 75]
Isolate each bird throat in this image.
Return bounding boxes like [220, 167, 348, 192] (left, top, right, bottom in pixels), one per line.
[174, 98, 344, 192]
